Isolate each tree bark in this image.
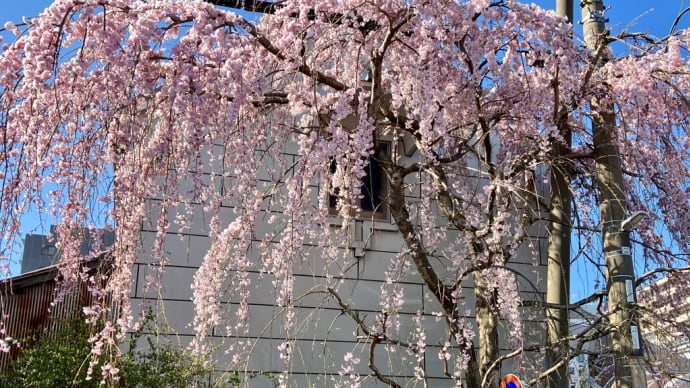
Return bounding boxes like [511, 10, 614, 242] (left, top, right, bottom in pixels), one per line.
[474, 271, 500, 388]
[387, 164, 482, 388]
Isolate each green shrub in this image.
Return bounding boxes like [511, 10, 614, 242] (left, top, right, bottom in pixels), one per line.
[117, 335, 211, 387]
[0, 319, 97, 387]
[0, 316, 218, 387]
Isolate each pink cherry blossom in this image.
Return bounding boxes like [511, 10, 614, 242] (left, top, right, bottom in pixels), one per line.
[0, 0, 688, 386]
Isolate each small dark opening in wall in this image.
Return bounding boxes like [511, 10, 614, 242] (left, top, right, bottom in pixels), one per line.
[329, 142, 390, 219]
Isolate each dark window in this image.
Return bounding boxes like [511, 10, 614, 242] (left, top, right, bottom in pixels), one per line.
[329, 142, 389, 219]
[41, 245, 57, 256]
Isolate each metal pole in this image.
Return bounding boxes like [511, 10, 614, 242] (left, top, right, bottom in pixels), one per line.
[556, 0, 574, 24]
[546, 161, 572, 388]
[545, 2, 573, 387]
[581, 1, 646, 387]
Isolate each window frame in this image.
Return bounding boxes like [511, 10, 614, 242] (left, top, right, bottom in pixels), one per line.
[328, 141, 390, 221]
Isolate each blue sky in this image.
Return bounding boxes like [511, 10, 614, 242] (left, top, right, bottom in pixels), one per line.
[3, 1, 690, 37]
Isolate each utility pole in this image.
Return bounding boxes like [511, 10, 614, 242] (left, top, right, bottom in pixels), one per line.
[557, 0, 574, 22]
[545, 1, 573, 387]
[581, 1, 646, 388]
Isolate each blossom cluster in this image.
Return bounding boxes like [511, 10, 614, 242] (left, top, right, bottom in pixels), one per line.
[0, 0, 689, 385]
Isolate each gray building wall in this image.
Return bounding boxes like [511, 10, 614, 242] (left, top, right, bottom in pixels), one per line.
[20, 226, 115, 274]
[129, 141, 550, 387]
[20, 233, 58, 274]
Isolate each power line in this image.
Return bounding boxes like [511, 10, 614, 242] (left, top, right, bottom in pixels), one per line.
[203, 0, 279, 14]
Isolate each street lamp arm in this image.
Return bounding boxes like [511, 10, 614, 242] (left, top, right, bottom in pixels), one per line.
[620, 211, 647, 232]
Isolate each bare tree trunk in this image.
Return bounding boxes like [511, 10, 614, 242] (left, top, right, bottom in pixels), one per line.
[386, 165, 482, 388]
[474, 272, 500, 388]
